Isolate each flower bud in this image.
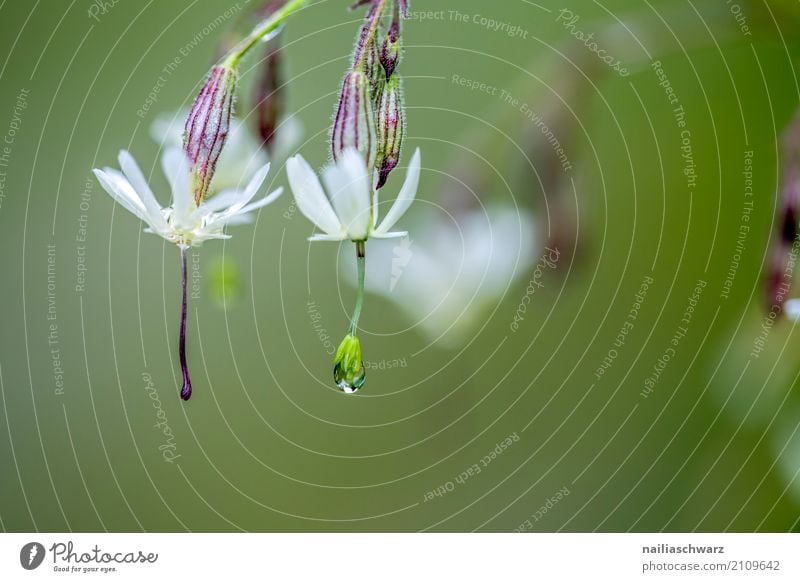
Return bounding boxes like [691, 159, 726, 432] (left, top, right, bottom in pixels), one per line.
[184, 64, 238, 204]
[333, 334, 366, 393]
[254, 40, 284, 152]
[375, 75, 404, 189]
[766, 169, 799, 311]
[765, 115, 800, 313]
[365, 35, 385, 107]
[331, 70, 377, 170]
[380, 7, 400, 77]
[351, 0, 381, 70]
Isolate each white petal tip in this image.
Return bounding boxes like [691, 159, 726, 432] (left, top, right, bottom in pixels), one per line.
[308, 234, 346, 242]
[372, 231, 408, 239]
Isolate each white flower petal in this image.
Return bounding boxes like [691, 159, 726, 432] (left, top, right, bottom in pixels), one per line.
[194, 162, 271, 222]
[196, 189, 246, 215]
[238, 187, 283, 215]
[238, 162, 272, 209]
[323, 149, 371, 240]
[372, 187, 380, 229]
[374, 148, 420, 236]
[118, 150, 165, 222]
[94, 168, 149, 221]
[309, 233, 347, 242]
[195, 231, 232, 242]
[371, 230, 408, 239]
[204, 188, 283, 230]
[287, 154, 343, 236]
[161, 147, 193, 228]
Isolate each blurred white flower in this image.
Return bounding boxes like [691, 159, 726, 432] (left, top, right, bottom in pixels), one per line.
[769, 404, 800, 506]
[286, 147, 421, 242]
[150, 110, 302, 195]
[349, 205, 537, 345]
[784, 299, 800, 321]
[92, 147, 282, 248]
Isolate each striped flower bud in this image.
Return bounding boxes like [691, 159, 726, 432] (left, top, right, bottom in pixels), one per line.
[332, 70, 377, 170]
[351, 0, 381, 70]
[364, 35, 385, 108]
[184, 63, 238, 204]
[375, 74, 404, 189]
[380, 5, 401, 78]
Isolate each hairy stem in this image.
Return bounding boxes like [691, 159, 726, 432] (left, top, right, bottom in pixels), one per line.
[225, 0, 308, 67]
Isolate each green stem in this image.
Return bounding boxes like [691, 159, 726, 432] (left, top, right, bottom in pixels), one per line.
[349, 241, 366, 336]
[224, 0, 308, 67]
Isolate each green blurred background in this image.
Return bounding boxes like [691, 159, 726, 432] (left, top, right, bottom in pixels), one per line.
[1, 0, 800, 532]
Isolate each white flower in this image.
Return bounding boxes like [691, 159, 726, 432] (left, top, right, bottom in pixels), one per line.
[150, 110, 302, 195]
[785, 299, 800, 321]
[286, 147, 421, 242]
[92, 147, 282, 247]
[351, 205, 537, 345]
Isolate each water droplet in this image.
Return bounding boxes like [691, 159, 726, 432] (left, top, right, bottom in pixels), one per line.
[334, 362, 366, 394]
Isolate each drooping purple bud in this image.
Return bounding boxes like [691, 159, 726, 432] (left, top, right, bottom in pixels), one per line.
[375, 75, 404, 189]
[398, 0, 409, 18]
[332, 70, 377, 170]
[766, 165, 799, 312]
[184, 63, 238, 204]
[254, 40, 284, 152]
[765, 113, 800, 313]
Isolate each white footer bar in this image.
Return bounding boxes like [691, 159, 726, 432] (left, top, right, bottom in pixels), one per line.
[0, 533, 797, 581]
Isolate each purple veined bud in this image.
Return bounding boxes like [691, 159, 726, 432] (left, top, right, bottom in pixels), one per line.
[398, 0, 409, 18]
[254, 39, 284, 152]
[184, 63, 238, 204]
[365, 34, 385, 107]
[375, 74, 404, 190]
[332, 70, 377, 170]
[380, 2, 401, 78]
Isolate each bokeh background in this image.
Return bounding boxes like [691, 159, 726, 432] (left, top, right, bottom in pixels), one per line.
[1, 0, 800, 532]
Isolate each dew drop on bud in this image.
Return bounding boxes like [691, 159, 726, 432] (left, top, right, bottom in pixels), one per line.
[333, 333, 366, 394]
[334, 361, 366, 394]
